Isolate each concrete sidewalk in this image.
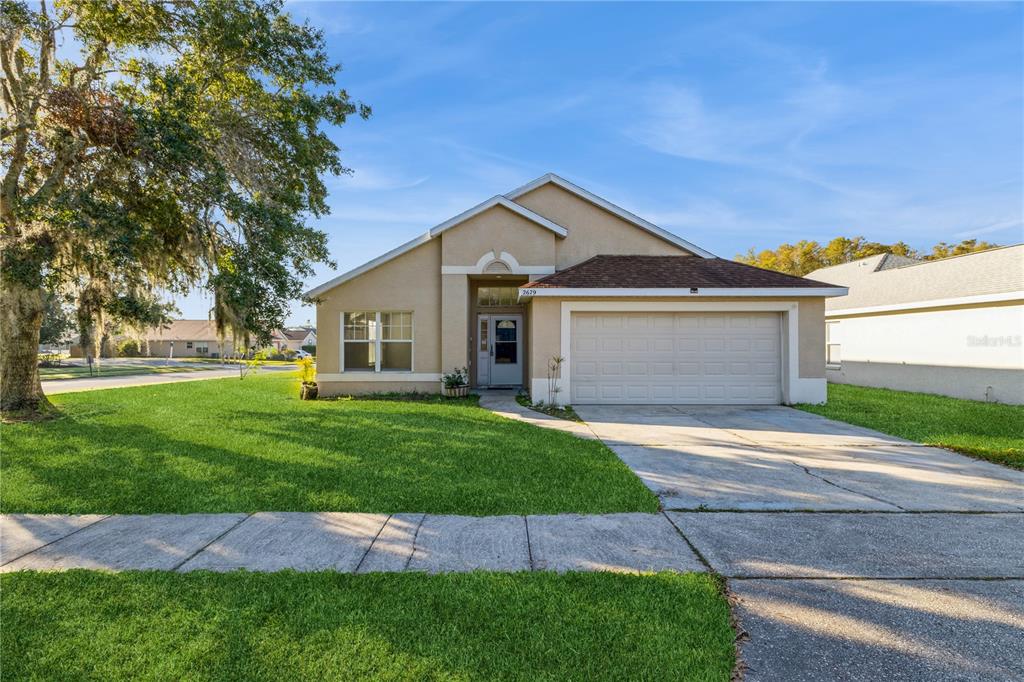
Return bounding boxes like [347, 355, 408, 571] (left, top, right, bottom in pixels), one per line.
[0, 512, 704, 574]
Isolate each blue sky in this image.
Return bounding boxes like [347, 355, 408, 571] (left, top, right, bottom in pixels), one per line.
[175, 1, 1023, 326]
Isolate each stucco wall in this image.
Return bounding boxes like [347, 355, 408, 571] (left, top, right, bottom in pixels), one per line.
[318, 380, 439, 398]
[314, 238, 441, 375]
[828, 363, 1024, 405]
[826, 303, 1023, 370]
[512, 183, 691, 267]
[441, 205, 556, 267]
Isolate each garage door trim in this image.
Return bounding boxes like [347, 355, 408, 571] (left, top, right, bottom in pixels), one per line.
[546, 300, 818, 406]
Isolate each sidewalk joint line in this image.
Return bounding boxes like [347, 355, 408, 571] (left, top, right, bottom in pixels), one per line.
[661, 511, 715, 573]
[0, 514, 110, 567]
[171, 513, 253, 572]
[354, 514, 392, 574]
[403, 514, 426, 571]
[523, 515, 535, 571]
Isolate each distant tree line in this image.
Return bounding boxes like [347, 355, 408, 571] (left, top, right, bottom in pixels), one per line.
[736, 237, 1001, 277]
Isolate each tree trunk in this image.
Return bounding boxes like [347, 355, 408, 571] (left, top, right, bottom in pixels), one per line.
[0, 282, 52, 415]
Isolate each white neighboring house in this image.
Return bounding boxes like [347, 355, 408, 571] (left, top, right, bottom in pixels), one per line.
[807, 245, 1024, 404]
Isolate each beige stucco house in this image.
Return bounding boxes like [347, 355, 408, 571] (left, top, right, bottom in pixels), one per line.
[307, 174, 846, 405]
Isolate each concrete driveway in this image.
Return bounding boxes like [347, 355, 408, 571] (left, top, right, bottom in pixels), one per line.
[575, 404, 1024, 512]
[575, 404, 1024, 681]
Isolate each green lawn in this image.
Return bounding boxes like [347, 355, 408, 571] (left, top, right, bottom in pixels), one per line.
[2, 373, 657, 514]
[0, 571, 734, 682]
[39, 362, 216, 380]
[797, 383, 1024, 469]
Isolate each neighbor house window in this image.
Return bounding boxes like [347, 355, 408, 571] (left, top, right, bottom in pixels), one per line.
[196, 344, 209, 354]
[186, 342, 194, 349]
[477, 286, 518, 307]
[343, 312, 413, 372]
[826, 321, 840, 368]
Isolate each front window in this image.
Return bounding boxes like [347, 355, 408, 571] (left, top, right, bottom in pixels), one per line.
[343, 312, 412, 372]
[826, 321, 840, 368]
[477, 286, 518, 307]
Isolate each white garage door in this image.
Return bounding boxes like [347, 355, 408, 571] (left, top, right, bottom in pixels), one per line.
[570, 312, 782, 404]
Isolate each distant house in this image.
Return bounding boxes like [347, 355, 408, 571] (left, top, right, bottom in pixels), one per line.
[71, 320, 240, 359]
[806, 245, 1024, 404]
[272, 327, 317, 353]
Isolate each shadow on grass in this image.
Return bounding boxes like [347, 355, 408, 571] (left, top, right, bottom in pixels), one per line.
[2, 375, 656, 515]
[0, 570, 734, 681]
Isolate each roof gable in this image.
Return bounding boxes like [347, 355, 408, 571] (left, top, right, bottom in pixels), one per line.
[505, 173, 716, 258]
[304, 195, 566, 298]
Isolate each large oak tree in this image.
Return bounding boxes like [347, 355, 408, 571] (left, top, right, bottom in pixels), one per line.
[1, 0, 367, 415]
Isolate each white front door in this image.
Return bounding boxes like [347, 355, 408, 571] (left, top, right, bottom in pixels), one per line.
[478, 314, 522, 386]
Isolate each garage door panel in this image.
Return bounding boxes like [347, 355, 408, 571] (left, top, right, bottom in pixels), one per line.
[571, 312, 782, 405]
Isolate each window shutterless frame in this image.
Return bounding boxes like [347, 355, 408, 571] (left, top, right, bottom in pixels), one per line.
[340, 311, 414, 373]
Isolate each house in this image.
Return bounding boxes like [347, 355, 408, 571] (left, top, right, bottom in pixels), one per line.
[806, 245, 1024, 404]
[306, 173, 847, 405]
[68, 320, 239, 359]
[136, 320, 239, 358]
[272, 327, 317, 353]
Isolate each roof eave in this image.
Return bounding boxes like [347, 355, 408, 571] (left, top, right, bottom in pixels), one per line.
[518, 286, 849, 300]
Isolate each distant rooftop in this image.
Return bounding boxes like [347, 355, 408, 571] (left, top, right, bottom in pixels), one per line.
[807, 245, 1024, 311]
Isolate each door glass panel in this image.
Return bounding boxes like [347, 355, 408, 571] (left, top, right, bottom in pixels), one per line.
[494, 319, 517, 364]
[496, 319, 516, 342]
[479, 318, 488, 352]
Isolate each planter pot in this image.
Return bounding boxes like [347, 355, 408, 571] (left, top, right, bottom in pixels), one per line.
[443, 384, 469, 398]
[300, 382, 319, 400]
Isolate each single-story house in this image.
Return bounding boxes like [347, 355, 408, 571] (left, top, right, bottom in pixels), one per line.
[806, 245, 1024, 404]
[306, 173, 847, 405]
[272, 327, 317, 353]
[71, 320, 240, 358]
[135, 320, 238, 358]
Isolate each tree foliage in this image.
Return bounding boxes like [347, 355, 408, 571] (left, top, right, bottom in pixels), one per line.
[737, 237, 1001, 276]
[1, 0, 367, 412]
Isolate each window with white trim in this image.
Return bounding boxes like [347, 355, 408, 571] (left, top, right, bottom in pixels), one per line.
[826, 321, 840, 368]
[343, 312, 413, 372]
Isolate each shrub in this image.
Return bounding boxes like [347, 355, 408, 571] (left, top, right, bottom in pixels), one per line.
[296, 356, 315, 384]
[117, 339, 142, 357]
[301, 344, 316, 355]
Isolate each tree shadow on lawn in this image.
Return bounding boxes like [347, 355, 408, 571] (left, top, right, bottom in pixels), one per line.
[1, 570, 734, 682]
[2, 399, 656, 515]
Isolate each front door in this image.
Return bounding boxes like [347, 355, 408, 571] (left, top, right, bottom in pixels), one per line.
[477, 314, 522, 386]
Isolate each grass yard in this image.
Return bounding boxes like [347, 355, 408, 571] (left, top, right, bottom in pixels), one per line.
[0, 571, 735, 682]
[2, 373, 657, 514]
[798, 383, 1024, 469]
[38, 362, 216, 380]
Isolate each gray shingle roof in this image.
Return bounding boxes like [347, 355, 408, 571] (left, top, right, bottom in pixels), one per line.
[526, 256, 840, 289]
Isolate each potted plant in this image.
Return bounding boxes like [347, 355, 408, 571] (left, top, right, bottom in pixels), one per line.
[441, 366, 469, 398]
[296, 355, 318, 400]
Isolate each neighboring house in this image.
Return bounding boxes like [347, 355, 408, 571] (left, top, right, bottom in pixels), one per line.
[272, 327, 317, 353]
[306, 173, 846, 405]
[806, 245, 1024, 404]
[69, 320, 239, 359]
